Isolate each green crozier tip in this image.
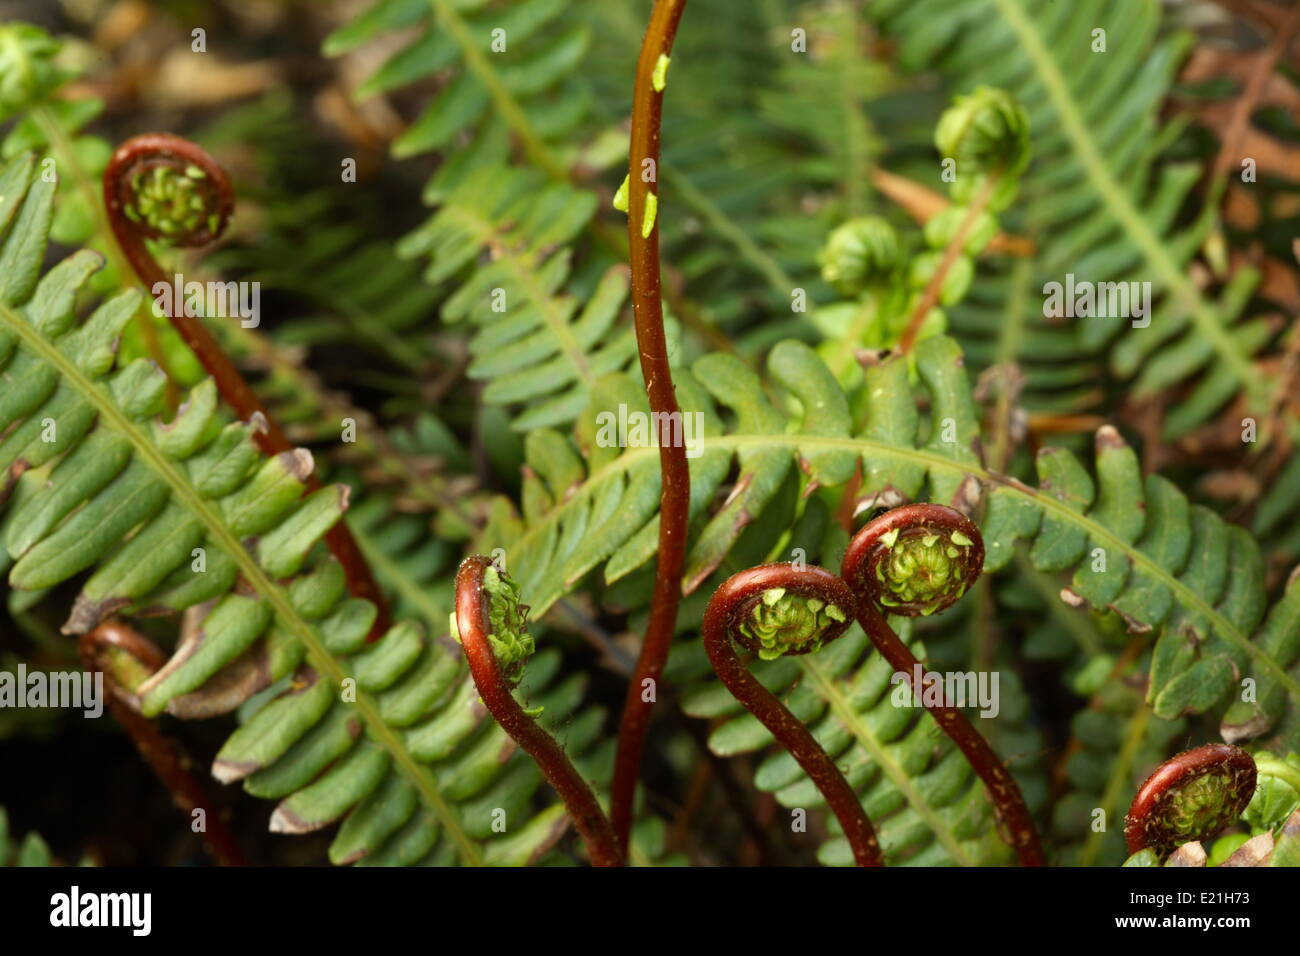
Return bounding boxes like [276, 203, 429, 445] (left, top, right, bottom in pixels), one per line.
[126, 163, 217, 240]
[613, 174, 630, 213]
[641, 192, 659, 238]
[874, 526, 976, 612]
[652, 54, 671, 92]
[480, 564, 534, 671]
[737, 589, 848, 660]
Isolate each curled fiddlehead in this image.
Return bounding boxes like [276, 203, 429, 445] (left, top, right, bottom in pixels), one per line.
[454, 556, 624, 867]
[102, 133, 388, 633]
[841, 503, 1045, 866]
[1125, 744, 1258, 857]
[702, 563, 883, 866]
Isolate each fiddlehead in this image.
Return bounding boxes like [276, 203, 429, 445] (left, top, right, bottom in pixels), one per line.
[702, 563, 883, 867]
[453, 556, 624, 867]
[1125, 744, 1258, 858]
[102, 133, 388, 634]
[610, 0, 692, 855]
[842, 503, 1045, 865]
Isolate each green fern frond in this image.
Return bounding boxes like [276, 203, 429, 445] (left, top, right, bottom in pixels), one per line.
[479, 333, 1300, 747]
[327, 0, 629, 430]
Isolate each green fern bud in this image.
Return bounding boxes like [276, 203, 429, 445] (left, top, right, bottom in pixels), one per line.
[124, 164, 219, 240]
[735, 586, 850, 661]
[842, 503, 985, 617]
[934, 86, 1030, 210]
[479, 564, 534, 673]
[818, 216, 900, 296]
[1125, 744, 1257, 857]
[450, 562, 534, 679]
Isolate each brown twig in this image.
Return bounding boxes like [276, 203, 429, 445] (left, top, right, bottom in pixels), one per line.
[102, 133, 389, 638]
[610, 0, 693, 855]
[80, 621, 247, 866]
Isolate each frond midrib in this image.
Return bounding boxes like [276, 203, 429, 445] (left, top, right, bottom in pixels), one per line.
[515, 433, 1299, 704]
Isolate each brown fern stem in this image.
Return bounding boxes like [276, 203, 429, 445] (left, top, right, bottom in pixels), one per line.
[611, 0, 692, 854]
[102, 133, 389, 638]
[703, 564, 883, 866]
[841, 504, 1046, 865]
[455, 556, 624, 867]
[80, 621, 247, 866]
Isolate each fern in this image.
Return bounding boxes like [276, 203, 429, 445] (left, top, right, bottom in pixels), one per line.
[476, 334, 1300, 791]
[0, 152, 664, 867]
[325, 0, 636, 430]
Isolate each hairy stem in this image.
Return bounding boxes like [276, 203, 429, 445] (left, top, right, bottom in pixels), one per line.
[611, 0, 692, 854]
[455, 557, 624, 867]
[702, 564, 883, 866]
[102, 133, 389, 638]
[80, 621, 247, 866]
[842, 504, 1045, 865]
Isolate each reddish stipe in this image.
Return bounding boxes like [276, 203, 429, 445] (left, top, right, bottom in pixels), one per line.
[611, 0, 693, 855]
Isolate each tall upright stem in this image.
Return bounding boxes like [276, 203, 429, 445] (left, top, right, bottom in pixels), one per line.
[455, 557, 624, 867]
[611, 0, 692, 854]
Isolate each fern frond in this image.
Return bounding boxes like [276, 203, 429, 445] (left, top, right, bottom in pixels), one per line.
[327, 0, 630, 430]
[480, 333, 1300, 753]
[0, 153, 651, 866]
